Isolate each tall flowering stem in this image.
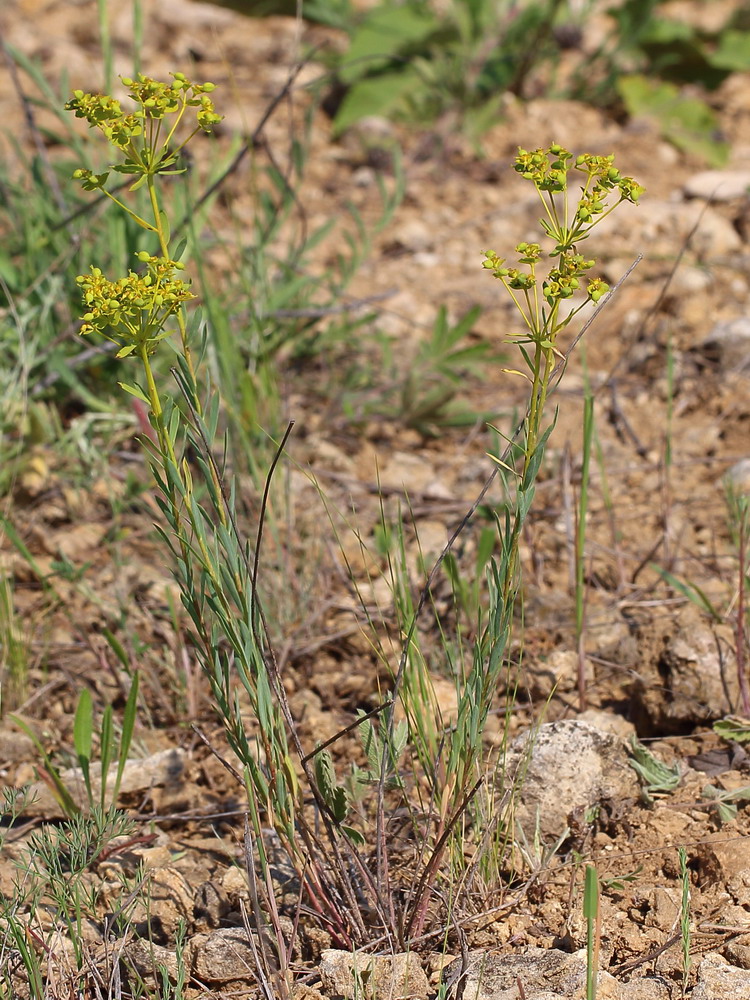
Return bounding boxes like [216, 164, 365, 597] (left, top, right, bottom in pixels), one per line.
[67, 75, 361, 957]
[484, 145, 643, 475]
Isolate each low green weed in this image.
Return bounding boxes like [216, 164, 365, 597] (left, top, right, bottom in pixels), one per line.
[396, 305, 495, 435]
[584, 864, 600, 1000]
[701, 783, 750, 825]
[320, 0, 743, 161]
[679, 846, 691, 995]
[0, 780, 134, 997]
[628, 736, 681, 804]
[568, 0, 748, 164]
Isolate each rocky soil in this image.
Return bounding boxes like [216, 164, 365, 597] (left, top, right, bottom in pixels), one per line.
[4, 0, 750, 997]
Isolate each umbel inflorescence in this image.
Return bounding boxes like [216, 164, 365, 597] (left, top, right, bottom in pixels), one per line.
[66, 72, 221, 192]
[483, 144, 644, 335]
[66, 73, 222, 362]
[76, 254, 194, 358]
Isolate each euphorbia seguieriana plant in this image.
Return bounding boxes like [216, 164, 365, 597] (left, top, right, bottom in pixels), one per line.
[415, 146, 643, 896]
[67, 70, 643, 954]
[66, 75, 369, 955]
[441, 148, 644, 820]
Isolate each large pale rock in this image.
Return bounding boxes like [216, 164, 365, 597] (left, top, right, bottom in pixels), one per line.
[190, 927, 258, 983]
[126, 867, 194, 942]
[595, 199, 741, 259]
[442, 949, 670, 1000]
[692, 952, 750, 999]
[698, 835, 750, 883]
[724, 936, 750, 970]
[319, 949, 429, 1000]
[631, 609, 739, 732]
[124, 939, 181, 982]
[21, 747, 186, 818]
[684, 170, 750, 201]
[700, 317, 750, 373]
[502, 720, 639, 841]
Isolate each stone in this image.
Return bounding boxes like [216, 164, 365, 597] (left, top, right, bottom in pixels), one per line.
[595, 200, 742, 259]
[380, 452, 438, 494]
[502, 720, 639, 841]
[127, 867, 194, 942]
[631, 608, 739, 732]
[684, 170, 750, 201]
[692, 952, 750, 999]
[526, 648, 578, 700]
[21, 747, 186, 818]
[724, 458, 750, 495]
[724, 939, 750, 970]
[726, 868, 750, 908]
[190, 927, 258, 983]
[0, 719, 34, 764]
[124, 939, 181, 982]
[700, 316, 750, 373]
[319, 949, 429, 1000]
[441, 949, 671, 1000]
[578, 709, 635, 740]
[697, 835, 750, 882]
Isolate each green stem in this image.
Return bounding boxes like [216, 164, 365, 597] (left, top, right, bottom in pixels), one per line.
[146, 173, 201, 407]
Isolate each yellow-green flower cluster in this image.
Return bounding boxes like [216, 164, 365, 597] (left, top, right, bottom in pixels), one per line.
[76, 253, 194, 357]
[586, 277, 610, 303]
[65, 91, 142, 152]
[514, 143, 573, 192]
[485, 146, 641, 325]
[66, 73, 221, 143]
[121, 72, 222, 132]
[482, 250, 533, 289]
[484, 245, 607, 308]
[543, 253, 595, 306]
[514, 144, 644, 212]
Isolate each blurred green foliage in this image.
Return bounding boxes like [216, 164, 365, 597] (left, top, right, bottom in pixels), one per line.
[301, 0, 748, 159]
[317, 0, 565, 138]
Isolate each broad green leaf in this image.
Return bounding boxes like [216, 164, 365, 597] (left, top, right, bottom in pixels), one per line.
[342, 825, 366, 846]
[159, 209, 171, 247]
[713, 717, 750, 743]
[173, 236, 188, 262]
[640, 16, 696, 45]
[73, 688, 93, 770]
[334, 68, 422, 134]
[339, 5, 439, 85]
[617, 74, 728, 167]
[710, 30, 750, 72]
[100, 704, 114, 808]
